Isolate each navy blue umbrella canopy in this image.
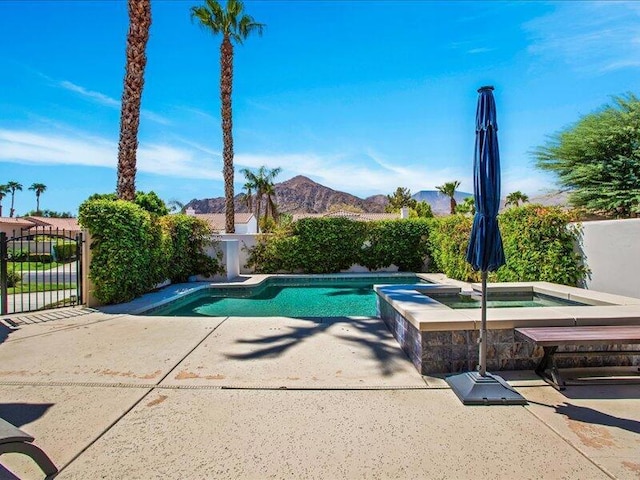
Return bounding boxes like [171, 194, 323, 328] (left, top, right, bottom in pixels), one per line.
[466, 86, 506, 273]
[446, 86, 526, 404]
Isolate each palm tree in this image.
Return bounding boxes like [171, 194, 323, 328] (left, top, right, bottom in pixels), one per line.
[6, 181, 23, 217]
[0, 184, 8, 217]
[242, 182, 254, 212]
[116, 0, 152, 201]
[240, 166, 280, 230]
[263, 181, 278, 222]
[456, 196, 476, 215]
[29, 183, 47, 213]
[505, 190, 529, 207]
[436, 180, 461, 215]
[191, 0, 264, 234]
[240, 168, 260, 222]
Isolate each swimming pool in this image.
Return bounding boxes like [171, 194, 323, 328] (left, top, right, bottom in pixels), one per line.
[145, 275, 429, 317]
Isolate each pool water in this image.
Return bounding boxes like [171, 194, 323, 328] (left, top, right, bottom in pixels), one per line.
[430, 292, 587, 309]
[147, 275, 427, 317]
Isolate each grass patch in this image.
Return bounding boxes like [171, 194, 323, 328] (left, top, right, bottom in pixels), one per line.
[7, 283, 77, 294]
[8, 261, 65, 271]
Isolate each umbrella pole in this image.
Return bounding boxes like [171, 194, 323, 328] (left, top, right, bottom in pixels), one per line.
[479, 270, 488, 377]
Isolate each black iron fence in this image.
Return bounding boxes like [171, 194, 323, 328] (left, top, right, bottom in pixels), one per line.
[0, 226, 84, 315]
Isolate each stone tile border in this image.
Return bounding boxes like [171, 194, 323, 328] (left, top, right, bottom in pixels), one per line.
[97, 272, 431, 315]
[376, 280, 640, 374]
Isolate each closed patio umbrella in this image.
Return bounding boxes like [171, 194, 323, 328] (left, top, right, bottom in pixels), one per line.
[446, 86, 526, 405]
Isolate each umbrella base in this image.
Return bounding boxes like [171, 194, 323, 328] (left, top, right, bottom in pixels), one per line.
[445, 371, 527, 405]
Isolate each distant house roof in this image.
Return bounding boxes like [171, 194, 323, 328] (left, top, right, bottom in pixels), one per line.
[192, 213, 255, 232]
[292, 211, 401, 222]
[25, 216, 80, 232]
[0, 217, 35, 229]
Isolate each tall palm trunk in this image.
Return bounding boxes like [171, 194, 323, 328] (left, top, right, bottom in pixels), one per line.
[10, 193, 16, 218]
[221, 35, 235, 233]
[117, 0, 151, 201]
[255, 193, 263, 231]
[36, 193, 41, 212]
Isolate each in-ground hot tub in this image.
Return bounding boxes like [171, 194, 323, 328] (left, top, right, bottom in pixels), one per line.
[375, 281, 640, 374]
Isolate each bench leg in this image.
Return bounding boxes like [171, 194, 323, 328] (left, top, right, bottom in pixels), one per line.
[0, 441, 58, 478]
[535, 346, 565, 391]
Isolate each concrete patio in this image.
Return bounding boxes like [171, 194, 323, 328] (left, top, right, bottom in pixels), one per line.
[0, 308, 638, 479]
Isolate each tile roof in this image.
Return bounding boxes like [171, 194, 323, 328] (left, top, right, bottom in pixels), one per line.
[24, 216, 81, 232]
[0, 217, 35, 227]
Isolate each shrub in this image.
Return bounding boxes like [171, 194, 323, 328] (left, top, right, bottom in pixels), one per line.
[86, 191, 169, 216]
[159, 215, 223, 283]
[53, 242, 76, 261]
[79, 199, 169, 304]
[427, 205, 588, 286]
[7, 248, 29, 262]
[292, 218, 368, 273]
[428, 215, 479, 282]
[7, 267, 21, 288]
[29, 253, 53, 263]
[246, 218, 431, 273]
[498, 204, 587, 285]
[362, 219, 431, 271]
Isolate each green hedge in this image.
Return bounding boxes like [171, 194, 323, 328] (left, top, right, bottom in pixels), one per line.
[427, 215, 478, 281]
[79, 199, 168, 304]
[247, 218, 431, 274]
[497, 205, 587, 285]
[53, 242, 76, 261]
[29, 253, 53, 263]
[362, 219, 431, 271]
[79, 199, 224, 304]
[427, 205, 587, 285]
[246, 208, 586, 286]
[159, 214, 223, 283]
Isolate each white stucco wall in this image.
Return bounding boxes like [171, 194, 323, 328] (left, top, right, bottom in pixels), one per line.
[213, 234, 258, 274]
[575, 218, 640, 299]
[233, 217, 257, 234]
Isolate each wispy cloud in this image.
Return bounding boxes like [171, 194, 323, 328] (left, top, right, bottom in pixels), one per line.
[58, 80, 171, 125]
[0, 128, 220, 180]
[59, 81, 120, 108]
[0, 127, 547, 197]
[234, 151, 472, 197]
[502, 168, 555, 197]
[524, 2, 640, 74]
[174, 106, 219, 123]
[467, 47, 492, 55]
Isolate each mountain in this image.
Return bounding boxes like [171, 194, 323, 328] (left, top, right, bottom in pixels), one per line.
[185, 175, 387, 214]
[528, 190, 570, 208]
[412, 190, 473, 215]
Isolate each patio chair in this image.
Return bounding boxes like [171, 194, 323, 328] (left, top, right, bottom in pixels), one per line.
[0, 417, 58, 478]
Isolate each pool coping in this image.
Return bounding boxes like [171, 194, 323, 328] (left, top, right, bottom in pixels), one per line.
[374, 281, 640, 332]
[96, 272, 433, 315]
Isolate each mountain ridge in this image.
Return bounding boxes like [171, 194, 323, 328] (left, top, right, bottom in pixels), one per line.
[185, 175, 567, 216]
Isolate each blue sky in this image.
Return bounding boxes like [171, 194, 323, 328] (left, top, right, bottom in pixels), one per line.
[1, 1, 639, 215]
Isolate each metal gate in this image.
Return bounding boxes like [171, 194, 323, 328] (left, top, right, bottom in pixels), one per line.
[0, 226, 83, 315]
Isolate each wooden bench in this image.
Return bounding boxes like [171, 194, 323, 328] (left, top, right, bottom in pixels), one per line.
[515, 326, 640, 390]
[0, 418, 58, 478]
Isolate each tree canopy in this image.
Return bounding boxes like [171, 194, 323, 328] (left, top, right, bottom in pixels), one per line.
[505, 191, 529, 208]
[435, 180, 461, 215]
[534, 94, 640, 218]
[385, 187, 416, 212]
